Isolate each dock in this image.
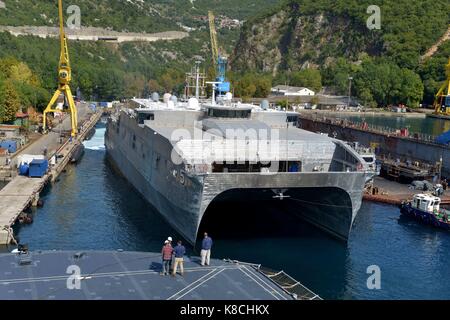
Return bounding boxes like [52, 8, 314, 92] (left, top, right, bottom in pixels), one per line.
[0, 250, 321, 300]
[299, 114, 450, 178]
[363, 177, 450, 206]
[0, 109, 102, 245]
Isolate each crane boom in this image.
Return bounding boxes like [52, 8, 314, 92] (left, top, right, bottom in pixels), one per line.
[433, 58, 450, 116]
[208, 11, 219, 66]
[59, 1, 70, 71]
[43, 0, 78, 137]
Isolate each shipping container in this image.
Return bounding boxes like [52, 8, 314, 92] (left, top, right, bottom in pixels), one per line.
[17, 154, 45, 166]
[0, 140, 17, 153]
[29, 159, 48, 178]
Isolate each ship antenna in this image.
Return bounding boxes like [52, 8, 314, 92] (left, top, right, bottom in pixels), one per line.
[206, 81, 220, 106]
[195, 61, 201, 99]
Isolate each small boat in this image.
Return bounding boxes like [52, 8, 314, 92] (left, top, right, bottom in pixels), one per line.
[70, 144, 85, 163]
[400, 193, 450, 230]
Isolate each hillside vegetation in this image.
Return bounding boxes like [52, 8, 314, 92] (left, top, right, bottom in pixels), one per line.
[0, 0, 278, 32]
[0, 0, 279, 118]
[232, 0, 450, 107]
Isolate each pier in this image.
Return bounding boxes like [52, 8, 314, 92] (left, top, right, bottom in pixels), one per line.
[363, 177, 450, 206]
[0, 107, 102, 245]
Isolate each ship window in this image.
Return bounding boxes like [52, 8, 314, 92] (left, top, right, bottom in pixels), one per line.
[138, 112, 154, 124]
[208, 108, 251, 119]
[286, 115, 298, 123]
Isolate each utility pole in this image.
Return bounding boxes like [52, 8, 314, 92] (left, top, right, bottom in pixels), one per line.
[347, 76, 353, 109]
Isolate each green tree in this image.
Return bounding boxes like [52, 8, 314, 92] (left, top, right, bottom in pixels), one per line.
[0, 81, 21, 123]
[398, 68, 424, 107]
[288, 69, 322, 92]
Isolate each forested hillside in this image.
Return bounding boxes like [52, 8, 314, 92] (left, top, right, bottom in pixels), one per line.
[0, 0, 278, 32]
[0, 0, 449, 120]
[0, 0, 279, 119]
[232, 0, 450, 107]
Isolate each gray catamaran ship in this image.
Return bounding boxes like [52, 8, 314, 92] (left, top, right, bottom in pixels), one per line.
[105, 71, 372, 244]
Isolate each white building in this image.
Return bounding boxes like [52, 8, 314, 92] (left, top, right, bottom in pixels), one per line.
[271, 85, 315, 96]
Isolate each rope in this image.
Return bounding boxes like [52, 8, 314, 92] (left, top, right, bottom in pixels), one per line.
[288, 197, 353, 209]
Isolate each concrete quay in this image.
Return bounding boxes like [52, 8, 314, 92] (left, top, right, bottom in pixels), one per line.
[0, 107, 102, 245]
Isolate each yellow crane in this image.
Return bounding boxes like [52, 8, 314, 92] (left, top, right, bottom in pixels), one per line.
[433, 58, 450, 116]
[208, 11, 219, 66]
[43, 0, 78, 137]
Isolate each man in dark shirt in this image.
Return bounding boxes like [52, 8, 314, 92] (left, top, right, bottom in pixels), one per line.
[201, 232, 213, 266]
[172, 240, 186, 276]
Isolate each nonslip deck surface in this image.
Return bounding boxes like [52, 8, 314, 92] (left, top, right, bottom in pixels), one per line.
[0, 250, 295, 300]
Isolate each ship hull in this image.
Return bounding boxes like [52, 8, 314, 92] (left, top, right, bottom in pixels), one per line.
[106, 141, 201, 243]
[106, 131, 365, 243]
[105, 112, 366, 244]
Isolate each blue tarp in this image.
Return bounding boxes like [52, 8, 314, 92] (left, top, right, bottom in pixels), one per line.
[435, 130, 450, 145]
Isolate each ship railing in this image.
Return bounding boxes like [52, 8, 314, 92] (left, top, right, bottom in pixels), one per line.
[300, 114, 439, 144]
[223, 259, 322, 300]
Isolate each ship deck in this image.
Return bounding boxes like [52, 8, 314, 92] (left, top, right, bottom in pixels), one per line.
[0, 250, 319, 300]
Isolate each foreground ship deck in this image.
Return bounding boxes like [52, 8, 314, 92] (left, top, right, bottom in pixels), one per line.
[0, 250, 320, 300]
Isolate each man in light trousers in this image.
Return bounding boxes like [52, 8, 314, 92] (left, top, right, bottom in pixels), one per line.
[172, 240, 186, 276]
[201, 232, 213, 266]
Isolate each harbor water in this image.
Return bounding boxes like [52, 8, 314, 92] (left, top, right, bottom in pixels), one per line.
[11, 123, 450, 300]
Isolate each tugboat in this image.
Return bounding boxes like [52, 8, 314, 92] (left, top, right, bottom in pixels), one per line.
[400, 194, 450, 230]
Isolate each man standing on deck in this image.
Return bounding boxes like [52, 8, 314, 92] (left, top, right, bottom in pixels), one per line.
[172, 240, 186, 276]
[161, 240, 173, 276]
[167, 237, 173, 272]
[201, 232, 213, 266]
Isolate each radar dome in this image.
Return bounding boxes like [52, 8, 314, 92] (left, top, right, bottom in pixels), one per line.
[167, 100, 175, 109]
[224, 92, 233, 100]
[151, 92, 160, 102]
[170, 95, 178, 103]
[188, 98, 200, 110]
[260, 100, 269, 110]
[163, 93, 172, 103]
